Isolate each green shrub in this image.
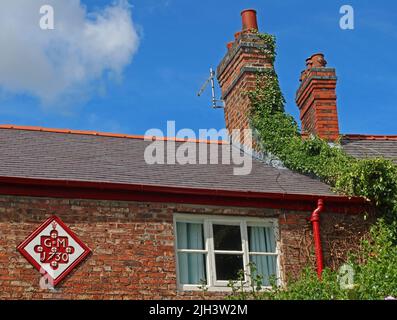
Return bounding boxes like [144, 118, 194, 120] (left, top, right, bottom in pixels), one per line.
[226, 220, 397, 300]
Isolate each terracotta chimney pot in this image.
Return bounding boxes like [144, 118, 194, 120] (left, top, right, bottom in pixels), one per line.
[241, 9, 258, 32]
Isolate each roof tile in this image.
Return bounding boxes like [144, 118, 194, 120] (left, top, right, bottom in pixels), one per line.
[0, 127, 335, 197]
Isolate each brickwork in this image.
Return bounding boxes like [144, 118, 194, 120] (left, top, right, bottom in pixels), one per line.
[279, 209, 374, 279]
[0, 195, 371, 299]
[217, 32, 273, 144]
[296, 54, 340, 141]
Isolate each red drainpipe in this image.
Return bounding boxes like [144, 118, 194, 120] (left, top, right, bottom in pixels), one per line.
[310, 199, 324, 279]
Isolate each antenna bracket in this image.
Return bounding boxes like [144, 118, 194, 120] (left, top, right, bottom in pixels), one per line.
[197, 67, 224, 109]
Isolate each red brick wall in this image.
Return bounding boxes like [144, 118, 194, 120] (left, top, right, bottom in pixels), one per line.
[279, 210, 374, 280]
[0, 195, 371, 299]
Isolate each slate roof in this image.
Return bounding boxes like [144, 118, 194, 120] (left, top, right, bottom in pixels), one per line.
[0, 126, 336, 197]
[342, 135, 397, 164]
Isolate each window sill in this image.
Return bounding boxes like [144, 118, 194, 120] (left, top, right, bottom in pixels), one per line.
[178, 285, 273, 293]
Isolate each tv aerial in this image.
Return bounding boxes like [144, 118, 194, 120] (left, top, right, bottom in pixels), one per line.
[197, 67, 224, 109]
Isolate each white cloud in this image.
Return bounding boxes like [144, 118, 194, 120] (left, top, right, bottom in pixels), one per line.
[0, 0, 139, 105]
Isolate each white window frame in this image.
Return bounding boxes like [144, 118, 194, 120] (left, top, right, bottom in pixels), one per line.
[174, 214, 281, 292]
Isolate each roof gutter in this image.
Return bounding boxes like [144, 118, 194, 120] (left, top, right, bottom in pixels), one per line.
[0, 176, 370, 214]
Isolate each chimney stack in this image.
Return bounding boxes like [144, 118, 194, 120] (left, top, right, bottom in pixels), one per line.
[296, 53, 340, 141]
[217, 10, 274, 143]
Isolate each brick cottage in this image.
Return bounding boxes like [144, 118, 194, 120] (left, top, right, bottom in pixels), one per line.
[0, 9, 396, 300]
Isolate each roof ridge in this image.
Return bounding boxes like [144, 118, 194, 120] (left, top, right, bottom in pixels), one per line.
[343, 134, 397, 141]
[0, 124, 228, 145]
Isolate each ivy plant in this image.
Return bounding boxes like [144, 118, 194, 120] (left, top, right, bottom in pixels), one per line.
[248, 33, 397, 221]
[222, 33, 397, 300]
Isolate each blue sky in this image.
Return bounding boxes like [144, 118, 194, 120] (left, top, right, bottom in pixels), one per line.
[0, 0, 396, 136]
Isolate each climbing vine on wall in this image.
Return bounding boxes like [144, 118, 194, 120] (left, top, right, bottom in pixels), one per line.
[249, 32, 397, 221]
[223, 33, 397, 300]
[258, 33, 277, 64]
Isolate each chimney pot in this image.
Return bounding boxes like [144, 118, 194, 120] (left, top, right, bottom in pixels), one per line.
[234, 31, 242, 40]
[306, 57, 313, 69]
[227, 41, 234, 50]
[241, 9, 258, 32]
[310, 53, 327, 68]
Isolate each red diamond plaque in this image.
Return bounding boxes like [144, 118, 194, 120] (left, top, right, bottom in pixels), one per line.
[17, 216, 91, 286]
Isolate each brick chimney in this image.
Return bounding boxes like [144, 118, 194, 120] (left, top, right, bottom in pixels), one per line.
[217, 9, 274, 141]
[296, 53, 340, 141]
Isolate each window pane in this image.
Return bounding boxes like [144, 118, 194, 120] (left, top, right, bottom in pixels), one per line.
[250, 255, 277, 286]
[177, 222, 204, 250]
[215, 254, 244, 281]
[178, 253, 207, 285]
[248, 226, 276, 253]
[213, 224, 242, 251]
